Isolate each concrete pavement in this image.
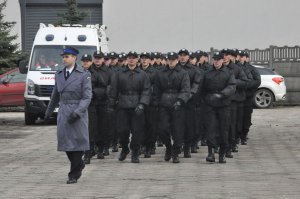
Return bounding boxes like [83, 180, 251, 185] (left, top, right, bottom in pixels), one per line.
[0, 107, 299, 198]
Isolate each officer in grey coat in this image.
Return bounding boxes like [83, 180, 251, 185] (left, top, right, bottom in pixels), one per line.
[45, 47, 92, 184]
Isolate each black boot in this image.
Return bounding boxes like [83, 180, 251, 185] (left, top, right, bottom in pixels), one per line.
[157, 139, 163, 147]
[83, 151, 91, 164]
[232, 144, 238, 152]
[144, 147, 151, 158]
[241, 139, 247, 145]
[214, 147, 219, 153]
[201, 139, 207, 146]
[164, 147, 172, 161]
[150, 147, 156, 155]
[225, 150, 233, 158]
[172, 150, 180, 163]
[131, 150, 140, 163]
[184, 145, 191, 158]
[119, 147, 130, 161]
[206, 146, 215, 162]
[191, 143, 198, 153]
[97, 147, 104, 159]
[90, 142, 96, 157]
[103, 146, 109, 156]
[112, 144, 119, 152]
[219, 148, 226, 163]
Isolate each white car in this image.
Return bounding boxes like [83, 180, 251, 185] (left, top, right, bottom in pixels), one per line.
[253, 65, 286, 108]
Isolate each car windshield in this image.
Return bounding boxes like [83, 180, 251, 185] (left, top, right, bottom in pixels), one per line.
[29, 45, 97, 71]
[255, 67, 278, 75]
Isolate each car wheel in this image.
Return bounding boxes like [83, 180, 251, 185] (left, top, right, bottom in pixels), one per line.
[25, 110, 36, 125]
[253, 88, 274, 108]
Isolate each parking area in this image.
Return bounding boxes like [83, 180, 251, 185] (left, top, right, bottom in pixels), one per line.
[0, 107, 300, 198]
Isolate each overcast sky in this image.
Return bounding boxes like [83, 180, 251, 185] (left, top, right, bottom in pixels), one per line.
[2, 0, 300, 53]
[103, 0, 300, 53]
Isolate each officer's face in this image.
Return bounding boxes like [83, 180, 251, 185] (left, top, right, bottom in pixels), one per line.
[127, 56, 138, 67]
[62, 54, 76, 67]
[213, 58, 223, 69]
[189, 57, 197, 65]
[141, 56, 151, 67]
[223, 54, 231, 64]
[179, 53, 189, 63]
[111, 58, 118, 66]
[104, 58, 111, 66]
[198, 56, 206, 64]
[246, 57, 250, 63]
[236, 55, 240, 61]
[155, 58, 162, 65]
[82, 60, 93, 70]
[93, 57, 104, 66]
[239, 56, 247, 64]
[167, 59, 178, 68]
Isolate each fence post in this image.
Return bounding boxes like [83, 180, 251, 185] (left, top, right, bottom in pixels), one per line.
[210, 47, 214, 63]
[269, 45, 274, 69]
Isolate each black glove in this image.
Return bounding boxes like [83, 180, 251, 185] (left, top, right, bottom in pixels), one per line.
[173, 100, 182, 111]
[135, 104, 144, 115]
[44, 114, 51, 124]
[67, 112, 80, 124]
[212, 93, 223, 99]
[105, 105, 115, 114]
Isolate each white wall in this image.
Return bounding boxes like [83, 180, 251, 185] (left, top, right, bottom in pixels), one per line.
[1, 0, 21, 48]
[103, 0, 300, 53]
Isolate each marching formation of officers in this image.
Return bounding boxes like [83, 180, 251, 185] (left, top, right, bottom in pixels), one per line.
[79, 48, 261, 165]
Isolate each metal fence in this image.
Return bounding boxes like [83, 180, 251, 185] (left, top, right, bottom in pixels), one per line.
[210, 45, 300, 68]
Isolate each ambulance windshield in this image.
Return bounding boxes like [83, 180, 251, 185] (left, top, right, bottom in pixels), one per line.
[29, 45, 97, 71]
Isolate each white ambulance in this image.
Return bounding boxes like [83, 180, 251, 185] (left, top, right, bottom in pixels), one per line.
[19, 23, 109, 125]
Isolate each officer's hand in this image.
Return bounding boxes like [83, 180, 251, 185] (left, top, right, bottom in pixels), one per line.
[105, 106, 115, 114]
[135, 104, 144, 115]
[44, 115, 51, 124]
[212, 93, 223, 99]
[173, 100, 182, 111]
[67, 112, 80, 124]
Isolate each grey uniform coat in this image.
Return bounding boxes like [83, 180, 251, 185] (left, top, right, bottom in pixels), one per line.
[45, 65, 92, 152]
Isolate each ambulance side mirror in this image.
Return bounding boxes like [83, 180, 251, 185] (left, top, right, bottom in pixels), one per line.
[19, 60, 29, 74]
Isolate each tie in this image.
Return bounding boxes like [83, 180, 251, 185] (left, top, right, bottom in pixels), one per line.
[66, 71, 70, 79]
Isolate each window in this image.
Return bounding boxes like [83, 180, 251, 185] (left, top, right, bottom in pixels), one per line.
[29, 45, 97, 71]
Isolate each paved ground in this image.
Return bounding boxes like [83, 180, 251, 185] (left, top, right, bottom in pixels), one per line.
[0, 107, 300, 199]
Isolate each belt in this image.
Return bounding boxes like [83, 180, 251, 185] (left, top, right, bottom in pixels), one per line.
[165, 89, 179, 93]
[60, 100, 81, 104]
[121, 91, 139, 95]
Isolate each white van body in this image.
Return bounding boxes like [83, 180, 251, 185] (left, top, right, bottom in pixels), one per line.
[24, 23, 109, 124]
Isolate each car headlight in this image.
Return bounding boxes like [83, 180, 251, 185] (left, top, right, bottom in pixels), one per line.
[27, 79, 35, 95]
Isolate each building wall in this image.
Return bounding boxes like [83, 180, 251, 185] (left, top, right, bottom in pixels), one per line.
[19, 0, 103, 53]
[103, 0, 300, 53]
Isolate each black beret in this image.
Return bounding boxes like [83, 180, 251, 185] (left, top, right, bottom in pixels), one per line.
[81, 54, 92, 61]
[127, 51, 139, 58]
[212, 52, 224, 60]
[167, 52, 178, 60]
[93, 50, 104, 58]
[178, 48, 189, 55]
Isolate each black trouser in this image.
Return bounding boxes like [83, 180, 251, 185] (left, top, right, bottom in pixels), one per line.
[66, 151, 84, 179]
[109, 110, 118, 146]
[88, 105, 98, 151]
[116, 108, 145, 151]
[242, 97, 254, 140]
[194, 103, 206, 145]
[143, 106, 158, 150]
[205, 105, 230, 152]
[235, 101, 244, 141]
[228, 101, 237, 149]
[95, 105, 110, 149]
[158, 107, 185, 155]
[184, 104, 196, 148]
